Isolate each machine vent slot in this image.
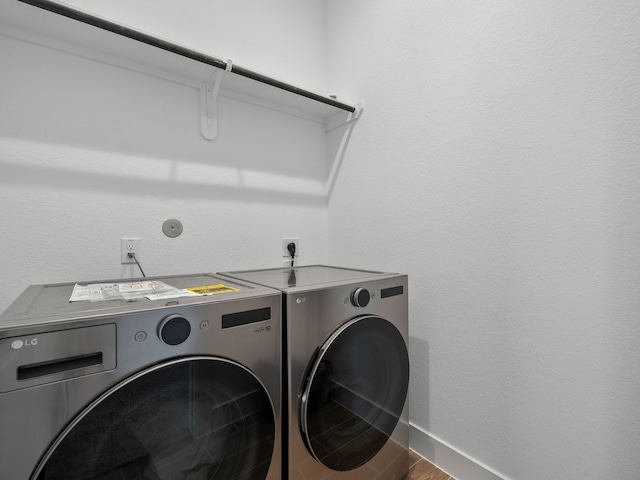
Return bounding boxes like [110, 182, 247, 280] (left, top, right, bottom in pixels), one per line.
[222, 307, 271, 329]
[17, 352, 103, 380]
[381, 285, 404, 299]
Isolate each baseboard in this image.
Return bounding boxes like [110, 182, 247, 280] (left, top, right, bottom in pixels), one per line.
[409, 423, 511, 480]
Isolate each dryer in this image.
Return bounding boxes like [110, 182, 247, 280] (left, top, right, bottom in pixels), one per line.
[220, 265, 409, 480]
[0, 273, 281, 480]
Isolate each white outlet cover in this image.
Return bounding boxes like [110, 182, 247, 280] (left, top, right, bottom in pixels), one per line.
[121, 238, 140, 264]
[282, 237, 299, 257]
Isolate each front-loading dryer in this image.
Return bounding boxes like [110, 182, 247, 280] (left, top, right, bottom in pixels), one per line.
[219, 265, 409, 480]
[0, 273, 281, 480]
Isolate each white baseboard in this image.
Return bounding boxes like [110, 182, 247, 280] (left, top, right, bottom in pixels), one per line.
[409, 423, 511, 480]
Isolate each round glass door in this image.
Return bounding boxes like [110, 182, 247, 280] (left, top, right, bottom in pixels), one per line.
[32, 357, 276, 480]
[300, 315, 409, 471]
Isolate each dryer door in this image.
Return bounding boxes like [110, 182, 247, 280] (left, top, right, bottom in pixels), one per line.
[32, 356, 276, 480]
[300, 315, 409, 471]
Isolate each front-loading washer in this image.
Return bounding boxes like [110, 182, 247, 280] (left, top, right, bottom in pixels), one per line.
[219, 265, 409, 480]
[0, 273, 282, 480]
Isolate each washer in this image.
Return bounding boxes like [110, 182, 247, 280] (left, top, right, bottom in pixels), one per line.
[220, 265, 409, 480]
[0, 273, 282, 480]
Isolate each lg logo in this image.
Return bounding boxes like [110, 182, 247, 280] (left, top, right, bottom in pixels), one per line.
[11, 338, 38, 349]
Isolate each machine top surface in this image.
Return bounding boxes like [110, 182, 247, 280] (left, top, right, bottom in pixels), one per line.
[220, 265, 400, 292]
[0, 273, 278, 328]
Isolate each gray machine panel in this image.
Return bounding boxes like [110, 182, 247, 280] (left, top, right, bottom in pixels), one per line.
[0, 324, 116, 392]
[219, 264, 398, 292]
[0, 273, 274, 328]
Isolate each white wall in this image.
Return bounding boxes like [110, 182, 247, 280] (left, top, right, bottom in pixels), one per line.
[326, 1, 640, 479]
[0, 0, 329, 311]
[60, 0, 328, 93]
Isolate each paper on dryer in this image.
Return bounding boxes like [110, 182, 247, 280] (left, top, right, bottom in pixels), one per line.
[70, 281, 197, 302]
[147, 283, 240, 299]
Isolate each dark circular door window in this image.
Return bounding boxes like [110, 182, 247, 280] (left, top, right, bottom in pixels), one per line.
[300, 316, 409, 471]
[32, 357, 276, 480]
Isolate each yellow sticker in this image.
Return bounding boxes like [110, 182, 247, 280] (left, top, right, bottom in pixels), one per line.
[186, 284, 240, 295]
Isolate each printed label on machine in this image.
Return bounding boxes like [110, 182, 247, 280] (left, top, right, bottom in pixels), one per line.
[185, 284, 240, 295]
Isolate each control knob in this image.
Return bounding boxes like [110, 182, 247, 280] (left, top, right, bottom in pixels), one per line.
[158, 315, 191, 345]
[351, 287, 370, 308]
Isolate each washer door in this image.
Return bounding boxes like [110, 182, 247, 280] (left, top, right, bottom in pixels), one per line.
[300, 315, 409, 471]
[32, 357, 276, 480]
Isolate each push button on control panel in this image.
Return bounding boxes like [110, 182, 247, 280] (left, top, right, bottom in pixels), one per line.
[351, 287, 370, 308]
[134, 331, 147, 342]
[158, 315, 191, 345]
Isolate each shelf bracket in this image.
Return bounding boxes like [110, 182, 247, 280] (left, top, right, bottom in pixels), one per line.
[326, 102, 364, 198]
[200, 60, 232, 140]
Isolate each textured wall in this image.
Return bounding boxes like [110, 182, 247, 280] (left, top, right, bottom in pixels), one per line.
[0, 0, 329, 311]
[326, 1, 640, 479]
[59, 0, 328, 93]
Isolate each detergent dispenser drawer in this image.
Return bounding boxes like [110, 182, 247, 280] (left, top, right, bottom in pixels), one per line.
[0, 324, 116, 392]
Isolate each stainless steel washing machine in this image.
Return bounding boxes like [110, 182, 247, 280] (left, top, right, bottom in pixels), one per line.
[219, 265, 409, 480]
[0, 273, 281, 480]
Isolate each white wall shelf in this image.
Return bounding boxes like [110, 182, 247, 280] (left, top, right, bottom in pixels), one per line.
[0, 0, 362, 140]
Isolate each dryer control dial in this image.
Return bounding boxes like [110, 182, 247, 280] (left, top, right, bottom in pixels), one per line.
[158, 315, 191, 345]
[351, 288, 370, 308]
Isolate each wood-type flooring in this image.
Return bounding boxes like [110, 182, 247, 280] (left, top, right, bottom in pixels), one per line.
[405, 449, 456, 480]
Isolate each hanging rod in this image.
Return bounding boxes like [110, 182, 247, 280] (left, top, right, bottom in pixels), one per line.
[17, 0, 357, 113]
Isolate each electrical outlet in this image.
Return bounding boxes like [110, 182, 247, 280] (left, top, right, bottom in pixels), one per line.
[121, 238, 140, 264]
[282, 237, 299, 261]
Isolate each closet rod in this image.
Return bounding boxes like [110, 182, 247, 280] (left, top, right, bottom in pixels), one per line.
[18, 0, 357, 113]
